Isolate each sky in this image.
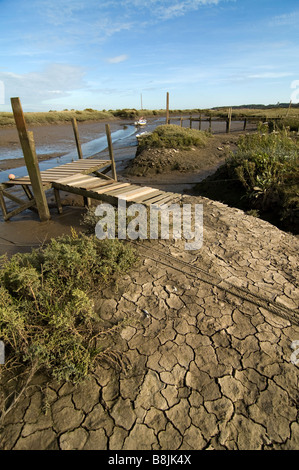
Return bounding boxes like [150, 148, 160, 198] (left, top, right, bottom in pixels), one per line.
[0, 0, 298, 111]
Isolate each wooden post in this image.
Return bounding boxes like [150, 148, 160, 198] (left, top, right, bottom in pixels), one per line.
[105, 124, 117, 181]
[166, 92, 169, 124]
[190, 115, 192, 129]
[71, 117, 83, 159]
[180, 117, 183, 127]
[10, 97, 50, 222]
[208, 115, 212, 133]
[226, 107, 232, 133]
[243, 118, 247, 131]
[199, 114, 202, 130]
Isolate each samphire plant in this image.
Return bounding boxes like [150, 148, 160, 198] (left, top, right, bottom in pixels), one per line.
[0, 231, 137, 420]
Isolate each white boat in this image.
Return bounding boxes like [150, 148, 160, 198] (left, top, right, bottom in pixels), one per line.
[135, 117, 147, 126]
[136, 131, 151, 139]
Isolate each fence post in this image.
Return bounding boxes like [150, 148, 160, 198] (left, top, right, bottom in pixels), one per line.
[190, 115, 192, 129]
[180, 117, 183, 127]
[10, 97, 50, 222]
[243, 117, 247, 131]
[199, 114, 202, 130]
[226, 107, 232, 133]
[105, 124, 117, 181]
[71, 117, 83, 159]
[166, 92, 169, 124]
[208, 115, 212, 133]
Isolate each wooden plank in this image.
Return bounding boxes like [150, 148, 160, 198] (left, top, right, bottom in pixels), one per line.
[2, 189, 33, 206]
[5, 179, 31, 185]
[0, 191, 8, 218]
[105, 124, 117, 181]
[67, 176, 100, 187]
[71, 117, 83, 159]
[22, 185, 34, 200]
[78, 179, 113, 190]
[1, 198, 37, 221]
[58, 174, 95, 183]
[122, 187, 159, 202]
[40, 170, 84, 175]
[54, 188, 63, 214]
[107, 185, 141, 196]
[129, 189, 162, 203]
[55, 173, 95, 184]
[94, 182, 131, 194]
[154, 194, 179, 207]
[142, 192, 173, 205]
[11, 97, 50, 222]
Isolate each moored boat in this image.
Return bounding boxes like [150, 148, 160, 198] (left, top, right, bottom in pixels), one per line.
[135, 117, 147, 126]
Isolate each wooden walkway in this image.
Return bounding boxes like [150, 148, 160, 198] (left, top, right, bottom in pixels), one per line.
[1, 98, 181, 222]
[0, 159, 181, 221]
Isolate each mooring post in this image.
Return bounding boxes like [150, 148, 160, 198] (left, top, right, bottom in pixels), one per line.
[208, 115, 212, 133]
[71, 117, 83, 159]
[226, 107, 232, 133]
[10, 97, 50, 222]
[105, 124, 117, 181]
[166, 92, 169, 124]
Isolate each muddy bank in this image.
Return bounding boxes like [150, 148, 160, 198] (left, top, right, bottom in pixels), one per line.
[0, 118, 137, 170]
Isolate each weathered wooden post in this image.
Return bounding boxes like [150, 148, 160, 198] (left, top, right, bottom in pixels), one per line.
[71, 117, 83, 159]
[180, 117, 183, 127]
[286, 100, 292, 117]
[10, 97, 50, 222]
[199, 114, 202, 131]
[189, 115, 192, 129]
[208, 115, 212, 133]
[166, 92, 170, 124]
[243, 117, 247, 131]
[226, 107, 232, 133]
[105, 124, 117, 181]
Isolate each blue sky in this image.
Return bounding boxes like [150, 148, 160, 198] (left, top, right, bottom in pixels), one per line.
[0, 0, 298, 111]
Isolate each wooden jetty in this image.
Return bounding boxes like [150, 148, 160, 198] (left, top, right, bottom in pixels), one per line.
[0, 98, 180, 222]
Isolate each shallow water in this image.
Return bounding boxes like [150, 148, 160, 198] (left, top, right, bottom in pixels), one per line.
[0, 123, 147, 183]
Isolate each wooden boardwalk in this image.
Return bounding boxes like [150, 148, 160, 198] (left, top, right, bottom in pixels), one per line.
[0, 159, 181, 221]
[1, 98, 181, 222]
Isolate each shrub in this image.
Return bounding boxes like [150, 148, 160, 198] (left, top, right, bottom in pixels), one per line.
[0, 233, 137, 419]
[136, 124, 210, 155]
[227, 128, 299, 229]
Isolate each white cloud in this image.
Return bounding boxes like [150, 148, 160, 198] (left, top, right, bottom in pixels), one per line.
[153, 0, 220, 20]
[107, 55, 129, 64]
[270, 10, 299, 26]
[0, 64, 86, 108]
